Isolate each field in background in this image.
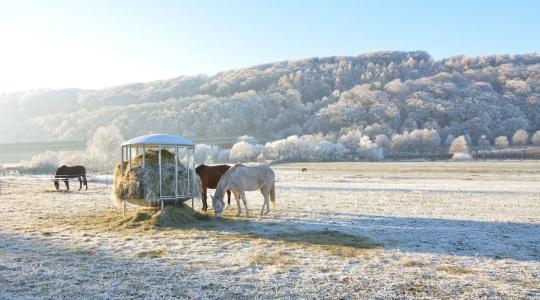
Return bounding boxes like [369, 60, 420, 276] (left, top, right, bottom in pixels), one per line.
[0, 161, 539, 298]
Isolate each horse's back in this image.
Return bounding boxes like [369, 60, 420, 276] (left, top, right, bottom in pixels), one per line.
[197, 164, 231, 188]
[228, 164, 275, 189]
[55, 165, 86, 177]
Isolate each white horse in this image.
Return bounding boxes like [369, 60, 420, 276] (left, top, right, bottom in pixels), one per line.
[211, 164, 276, 218]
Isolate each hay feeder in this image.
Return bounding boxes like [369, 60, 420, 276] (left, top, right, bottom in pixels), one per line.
[116, 134, 196, 214]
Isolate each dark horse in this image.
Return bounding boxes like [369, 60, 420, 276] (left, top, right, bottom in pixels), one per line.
[195, 164, 231, 211]
[54, 165, 87, 191]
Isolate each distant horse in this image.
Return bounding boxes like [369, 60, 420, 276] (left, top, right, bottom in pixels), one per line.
[211, 164, 275, 218]
[301, 168, 307, 173]
[54, 165, 87, 191]
[195, 164, 231, 211]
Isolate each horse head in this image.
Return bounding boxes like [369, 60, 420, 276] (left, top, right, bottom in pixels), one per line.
[211, 194, 225, 219]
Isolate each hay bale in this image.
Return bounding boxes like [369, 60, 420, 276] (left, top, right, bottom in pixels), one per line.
[113, 149, 198, 207]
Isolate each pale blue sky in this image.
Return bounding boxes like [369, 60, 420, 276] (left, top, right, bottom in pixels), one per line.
[0, 0, 538, 93]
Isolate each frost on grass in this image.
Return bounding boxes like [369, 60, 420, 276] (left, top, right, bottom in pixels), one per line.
[0, 161, 539, 298]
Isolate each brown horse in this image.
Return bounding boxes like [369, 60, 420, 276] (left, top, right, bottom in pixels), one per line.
[195, 164, 231, 211]
[54, 165, 87, 191]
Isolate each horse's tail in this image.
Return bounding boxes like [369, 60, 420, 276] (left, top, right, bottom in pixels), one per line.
[270, 183, 276, 209]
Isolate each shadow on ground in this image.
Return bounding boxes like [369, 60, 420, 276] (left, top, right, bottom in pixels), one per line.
[55, 204, 540, 262]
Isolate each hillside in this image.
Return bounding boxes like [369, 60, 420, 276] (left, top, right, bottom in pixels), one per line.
[1, 51, 539, 151]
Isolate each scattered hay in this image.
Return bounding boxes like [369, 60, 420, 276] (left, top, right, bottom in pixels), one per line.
[157, 205, 212, 226]
[59, 204, 213, 233]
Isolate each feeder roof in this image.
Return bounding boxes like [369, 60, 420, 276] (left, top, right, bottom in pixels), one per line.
[122, 134, 194, 147]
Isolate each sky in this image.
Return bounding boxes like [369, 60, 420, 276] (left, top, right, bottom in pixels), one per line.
[0, 0, 539, 93]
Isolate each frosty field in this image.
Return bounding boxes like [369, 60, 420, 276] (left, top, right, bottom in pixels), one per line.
[0, 161, 539, 299]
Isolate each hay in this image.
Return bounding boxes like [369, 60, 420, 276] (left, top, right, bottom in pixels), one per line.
[120, 205, 212, 228]
[113, 149, 199, 207]
[61, 204, 212, 232]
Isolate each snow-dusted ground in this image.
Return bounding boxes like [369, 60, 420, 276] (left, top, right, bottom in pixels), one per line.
[1, 161, 539, 298]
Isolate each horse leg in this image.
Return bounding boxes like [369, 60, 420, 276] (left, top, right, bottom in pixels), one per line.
[233, 191, 242, 216]
[240, 191, 249, 218]
[226, 190, 231, 208]
[64, 179, 69, 191]
[202, 188, 207, 211]
[83, 175, 88, 190]
[78, 177, 82, 191]
[259, 188, 270, 215]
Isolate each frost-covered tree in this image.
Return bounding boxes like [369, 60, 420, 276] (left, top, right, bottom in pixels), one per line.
[3, 50, 540, 161]
[494, 136, 509, 148]
[477, 135, 490, 147]
[356, 136, 384, 160]
[375, 134, 390, 149]
[449, 136, 469, 154]
[532, 130, 540, 145]
[86, 125, 124, 171]
[195, 144, 228, 164]
[390, 129, 441, 153]
[229, 141, 262, 162]
[444, 135, 454, 147]
[511, 129, 529, 146]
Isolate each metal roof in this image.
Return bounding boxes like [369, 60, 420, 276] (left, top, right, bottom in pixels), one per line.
[121, 134, 194, 146]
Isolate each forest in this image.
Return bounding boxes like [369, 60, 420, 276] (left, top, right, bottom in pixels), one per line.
[2, 51, 539, 168]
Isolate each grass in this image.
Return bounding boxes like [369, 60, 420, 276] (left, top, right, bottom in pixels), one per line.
[274, 229, 380, 257]
[249, 249, 298, 267]
[54, 206, 380, 258]
[272, 161, 540, 177]
[402, 260, 429, 268]
[135, 249, 168, 258]
[214, 229, 381, 258]
[403, 260, 477, 275]
[397, 282, 430, 296]
[437, 264, 478, 275]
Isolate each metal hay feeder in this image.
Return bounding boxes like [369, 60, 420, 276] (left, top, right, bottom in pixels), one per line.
[119, 134, 196, 213]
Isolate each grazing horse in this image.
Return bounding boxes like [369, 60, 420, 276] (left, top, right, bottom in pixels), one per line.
[54, 165, 87, 191]
[211, 164, 275, 218]
[195, 164, 231, 211]
[301, 168, 307, 173]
